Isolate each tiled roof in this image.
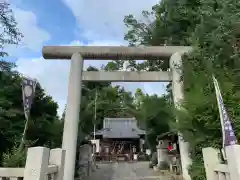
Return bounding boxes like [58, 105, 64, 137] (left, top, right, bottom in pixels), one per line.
[95, 117, 145, 138]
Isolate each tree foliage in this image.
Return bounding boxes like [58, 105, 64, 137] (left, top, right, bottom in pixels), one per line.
[132, 88, 173, 151]
[0, 61, 64, 166]
[0, 2, 22, 57]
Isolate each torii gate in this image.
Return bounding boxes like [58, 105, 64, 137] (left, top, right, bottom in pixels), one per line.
[42, 46, 192, 180]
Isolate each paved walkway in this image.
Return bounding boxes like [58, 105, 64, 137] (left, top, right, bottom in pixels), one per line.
[89, 162, 168, 180]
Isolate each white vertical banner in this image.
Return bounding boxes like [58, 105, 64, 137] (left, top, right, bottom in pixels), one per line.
[212, 75, 237, 148]
[20, 76, 37, 150]
[22, 77, 37, 120]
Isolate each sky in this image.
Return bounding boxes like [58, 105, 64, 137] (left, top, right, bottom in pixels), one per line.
[7, 0, 168, 116]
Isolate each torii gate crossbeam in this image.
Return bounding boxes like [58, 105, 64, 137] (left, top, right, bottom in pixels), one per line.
[42, 46, 191, 60]
[42, 46, 192, 180]
[82, 71, 172, 82]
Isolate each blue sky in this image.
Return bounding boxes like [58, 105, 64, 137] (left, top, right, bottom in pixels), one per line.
[8, 0, 167, 115]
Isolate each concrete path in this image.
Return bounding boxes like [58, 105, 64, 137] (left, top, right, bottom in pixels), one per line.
[89, 162, 168, 180]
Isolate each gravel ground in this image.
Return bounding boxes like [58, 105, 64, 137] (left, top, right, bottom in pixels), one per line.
[89, 162, 169, 180]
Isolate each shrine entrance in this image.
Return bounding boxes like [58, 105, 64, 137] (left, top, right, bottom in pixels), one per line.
[94, 117, 146, 162]
[42, 45, 192, 180]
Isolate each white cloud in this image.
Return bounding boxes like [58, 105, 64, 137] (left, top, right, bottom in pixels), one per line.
[62, 0, 159, 41]
[5, 6, 50, 56]
[13, 7, 50, 50]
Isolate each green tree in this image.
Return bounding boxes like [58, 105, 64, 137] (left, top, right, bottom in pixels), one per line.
[1, 62, 63, 166]
[177, 1, 240, 179]
[0, 1, 24, 165]
[0, 2, 22, 58]
[133, 90, 173, 151]
[122, 0, 202, 71]
[26, 84, 63, 148]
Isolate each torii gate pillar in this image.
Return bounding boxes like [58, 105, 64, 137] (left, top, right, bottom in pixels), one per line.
[62, 53, 83, 180]
[170, 52, 192, 180]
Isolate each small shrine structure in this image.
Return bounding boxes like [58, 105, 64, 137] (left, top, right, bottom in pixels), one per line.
[93, 117, 145, 161]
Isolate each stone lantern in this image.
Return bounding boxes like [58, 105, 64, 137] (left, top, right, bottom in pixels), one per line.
[157, 140, 168, 169]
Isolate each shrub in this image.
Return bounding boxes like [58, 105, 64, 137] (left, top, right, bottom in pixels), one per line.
[2, 145, 26, 167]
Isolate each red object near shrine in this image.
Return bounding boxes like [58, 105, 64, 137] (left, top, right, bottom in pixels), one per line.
[168, 145, 173, 151]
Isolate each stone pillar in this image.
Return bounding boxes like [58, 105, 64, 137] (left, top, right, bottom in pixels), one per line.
[140, 138, 145, 152]
[139, 139, 142, 152]
[24, 147, 50, 180]
[49, 148, 66, 180]
[225, 145, 240, 180]
[202, 147, 220, 180]
[62, 53, 84, 180]
[170, 52, 192, 180]
[157, 140, 168, 169]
